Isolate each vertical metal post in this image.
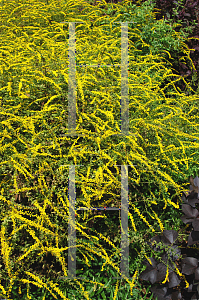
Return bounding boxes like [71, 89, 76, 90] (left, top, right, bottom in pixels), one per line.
[120, 164, 129, 279]
[68, 165, 76, 278]
[121, 22, 129, 136]
[59, 21, 84, 137]
[67, 164, 84, 279]
[112, 21, 135, 137]
[68, 23, 76, 136]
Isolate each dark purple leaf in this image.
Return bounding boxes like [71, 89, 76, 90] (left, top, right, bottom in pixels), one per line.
[181, 204, 199, 219]
[150, 286, 172, 300]
[187, 230, 199, 245]
[168, 271, 181, 289]
[181, 257, 198, 275]
[161, 230, 178, 245]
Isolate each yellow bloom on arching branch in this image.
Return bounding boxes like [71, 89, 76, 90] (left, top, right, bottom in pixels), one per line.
[0, 0, 198, 298]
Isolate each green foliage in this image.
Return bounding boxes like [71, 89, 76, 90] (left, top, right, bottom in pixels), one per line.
[0, 0, 198, 299]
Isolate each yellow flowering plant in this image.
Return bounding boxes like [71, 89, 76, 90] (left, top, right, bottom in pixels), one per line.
[0, 0, 198, 299]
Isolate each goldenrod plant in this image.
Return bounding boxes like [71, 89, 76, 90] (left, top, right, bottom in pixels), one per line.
[0, 0, 198, 299]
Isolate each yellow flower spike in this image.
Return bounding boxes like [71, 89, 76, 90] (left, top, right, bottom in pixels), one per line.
[162, 263, 169, 284]
[113, 278, 119, 300]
